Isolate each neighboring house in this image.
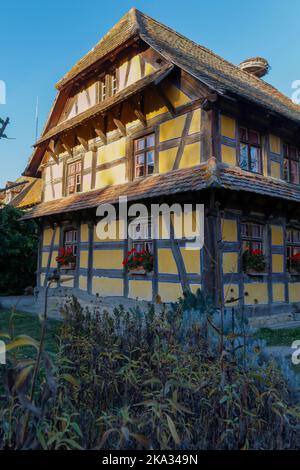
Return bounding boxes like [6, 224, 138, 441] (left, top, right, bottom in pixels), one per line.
[0, 177, 42, 210]
[22, 8, 300, 324]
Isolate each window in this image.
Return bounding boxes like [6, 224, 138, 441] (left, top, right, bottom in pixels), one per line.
[99, 77, 107, 102]
[134, 134, 155, 178]
[111, 70, 117, 96]
[241, 222, 264, 252]
[239, 127, 261, 173]
[63, 229, 78, 269]
[283, 144, 300, 184]
[287, 228, 300, 269]
[67, 160, 82, 195]
[98, 70, 118, 102]
[130, 218, 153, 255]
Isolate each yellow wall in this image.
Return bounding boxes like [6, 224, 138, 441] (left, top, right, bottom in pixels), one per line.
[92, 277, 123, 296]
[289, 283, 300, 302]
[158, 282, 182, 302]
[179, 142, 201, 169]
[221, 115, 236, 139]
[221, 219, 238, 242]
[93, 250, 123, 270]
[79, 275, 88, 291]
[80, 251, 89, 268]
[95, 163, 126, 188]
[180, 247, 201, 274]
[272, 254, 284, 273]
[221, 145, 236, 166]
[244, 283, 268, 305]
[222, 252, 238, 273]
[271, 226, 284, 246]
[158, 248, 178, 274]
[270, 161, 281, 179]
[189, 109, 201, 135]
[159, 115, 186, 142]
[159, 148, 177, 173]
[81, 224, 89, 242]
[41, 250, 58, 268]
[273, 283, 285, 303]
[43, 227, 59, 246]
[224, 284, 239, 306]
[269, 134, 281, 154]
[128, 280, 152, 301]
[97, 138, 126, 165]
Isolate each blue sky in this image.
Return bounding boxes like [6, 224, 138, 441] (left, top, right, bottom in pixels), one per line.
[0, 0, 299, 187]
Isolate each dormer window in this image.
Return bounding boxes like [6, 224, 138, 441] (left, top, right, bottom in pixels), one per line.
[98, 70, 118, 102]
[283, 143, 300, 184]
[239, 127, 261, 174]
[67, 160, 82, 195]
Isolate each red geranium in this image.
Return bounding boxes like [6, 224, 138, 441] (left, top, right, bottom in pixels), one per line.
[122, 248, 153, 272]
[56, 247, 76, 266]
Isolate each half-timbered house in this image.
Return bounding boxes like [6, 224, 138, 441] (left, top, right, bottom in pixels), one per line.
[23, 8, 300, 325]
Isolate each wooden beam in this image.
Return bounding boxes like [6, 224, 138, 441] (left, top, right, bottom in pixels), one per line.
[134, 109, 147, 128]
[47, 139, 59, 164]
[77, 135, 89, 151]
[94, 126, 107, 145]
[113, 118, 127, 136]
[156, 85, 176, 117]
[60, 138, 73, 158]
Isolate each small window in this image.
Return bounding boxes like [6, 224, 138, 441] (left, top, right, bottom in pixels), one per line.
[98, 70, 118, 102]
[111, 70, 117, 96]
[99, 77, 106, 102]
[241, 222, 264, 252]
[67, 160, 82, 195]
[239, 127, 262, 174]
[63, 229, 78, 269]
[133, 134, 155, 179]
[130, 218, 154, 264]
[283, 144, 300, 184]
[287, 228, 300, 270]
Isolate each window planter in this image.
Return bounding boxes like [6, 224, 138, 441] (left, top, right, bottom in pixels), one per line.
[129, 267, 148, 275]
[245, 270, 268, 277]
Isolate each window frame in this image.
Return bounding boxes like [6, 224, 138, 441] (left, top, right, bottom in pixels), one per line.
[238, 126, 262, 174]
[283, 143, 300, 185]
[62, 228, 78, 270]
[128, 216, 154, 274]
[65, 158, 83, 196]
[97, 69, 119, 103]
[132, 132, 156, 180]
[241, 222, 264, 253]
[286, 227, 300, 270]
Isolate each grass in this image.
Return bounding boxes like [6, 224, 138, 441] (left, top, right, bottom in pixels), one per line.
[256, 326, 300, 347]
[0, 309, 61, 353]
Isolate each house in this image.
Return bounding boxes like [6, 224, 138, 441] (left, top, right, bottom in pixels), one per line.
[22, 8, 300, 325]
[0, 176, 42, 210]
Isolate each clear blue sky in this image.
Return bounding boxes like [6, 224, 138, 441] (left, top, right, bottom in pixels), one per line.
[0, 0, 299, 187]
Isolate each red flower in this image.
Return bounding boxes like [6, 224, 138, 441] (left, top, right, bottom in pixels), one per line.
[251, 249, 263, 256]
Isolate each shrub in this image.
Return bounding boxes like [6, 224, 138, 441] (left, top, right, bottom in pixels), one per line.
[0, 206, 38, 295]
[0, 292, 300, 450]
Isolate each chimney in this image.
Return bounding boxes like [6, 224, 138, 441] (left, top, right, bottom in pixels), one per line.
[238, 57, 270, 78]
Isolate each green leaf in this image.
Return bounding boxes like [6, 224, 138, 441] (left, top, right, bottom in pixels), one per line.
[165, 413, 180, 445]
[5, 335, 39, 351]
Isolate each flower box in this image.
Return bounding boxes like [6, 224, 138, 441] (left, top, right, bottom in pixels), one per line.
[129, 267, 147, 275]
[123, 248, 153, 273]
[242, 248, 266, 274]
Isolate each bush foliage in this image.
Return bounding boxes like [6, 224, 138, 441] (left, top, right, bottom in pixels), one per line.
[1, 292, 300, 450]
[0, 205, 38, 295]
